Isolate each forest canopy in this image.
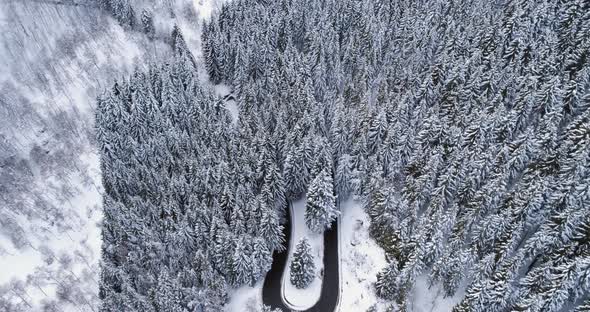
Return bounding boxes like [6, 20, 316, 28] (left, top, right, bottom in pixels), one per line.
[98, 0, 590, 311]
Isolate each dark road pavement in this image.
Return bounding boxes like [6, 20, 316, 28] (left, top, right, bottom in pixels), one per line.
[262, 201, 340, 312]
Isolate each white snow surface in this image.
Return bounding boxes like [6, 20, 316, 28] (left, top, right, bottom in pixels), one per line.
[409, 275, 465, 312]
[338, 198, 388, 312]
[214, 83, 239, 124]
[0, 0, 221, 310]
[282, 196, 324, 310]
[194, 0, 221, 21]
[225, 281, 264, 312]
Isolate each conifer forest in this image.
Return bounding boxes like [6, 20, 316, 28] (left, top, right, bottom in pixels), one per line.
[1, 0, 590, 311]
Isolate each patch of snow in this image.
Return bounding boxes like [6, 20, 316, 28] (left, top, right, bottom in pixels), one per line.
[225, 100, 238, 122]
[193, 0, 221, 21]
[0, 150, 103, 308]
[338, 198, 388, 312]
[282, 196, 324, 310]
[213, 83, 239, 124]
[214, 83, 232, 96]
[409, 275, 464, 312]
[0, 242, 43, 285]
[225, 281, 264, 312]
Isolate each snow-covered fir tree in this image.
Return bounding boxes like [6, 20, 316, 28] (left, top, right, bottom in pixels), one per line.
[290, 238, 315, 289]
[98, 0, 135, 29]
[305, 168, 339, 233]
[140, 9, 155, 39]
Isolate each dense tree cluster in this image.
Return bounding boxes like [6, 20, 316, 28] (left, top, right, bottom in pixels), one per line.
[98, 0, 136, 29]
[202, 0, 590, 310]
[96, 28, 285, 311]
[97, 0, 155, 40]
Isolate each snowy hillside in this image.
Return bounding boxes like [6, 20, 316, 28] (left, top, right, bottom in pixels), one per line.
[4, 0, 590, 311]
[0, 1, 219, 310]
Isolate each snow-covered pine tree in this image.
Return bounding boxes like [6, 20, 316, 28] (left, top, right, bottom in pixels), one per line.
[260, 202, 285, 252]
[141, 9, 155, 39]
[375, 259, 399, 301]
[201, 21, 224, 84]
[335, 153, 358, 198]
[97, 0, 112, 11]
[230, 235, 253, 286]
[290, 238, 315, 289]
[283, 142, 308, 198]
[154, 270, 185, 312]
[102, 0, 135, 29]
[305, 168, 339, 233]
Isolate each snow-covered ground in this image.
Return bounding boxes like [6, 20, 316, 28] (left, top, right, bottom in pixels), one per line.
[0, 3, 148, 310]
[225, 281, 264, 312]
[214, 83, 239, 124]
[339, 199, 464, 312]
[338, 199, 388, 312]
[194, 0, 220, 21]
[282, 197, 324, 310]
[0, 151, 103, 311]
[409, 275, 465, 312]
[0, 0, 221, 310]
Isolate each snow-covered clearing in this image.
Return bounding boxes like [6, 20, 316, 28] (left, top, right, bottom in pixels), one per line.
[225, 281, 264, 312]
[338, 198, 388, 311]
[0, 150, 103, 311]
[409, 275, 465, 312]
[282, 196, 324, 310]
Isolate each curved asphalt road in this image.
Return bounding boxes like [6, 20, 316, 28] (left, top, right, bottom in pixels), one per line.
[262, 201, 340, 311]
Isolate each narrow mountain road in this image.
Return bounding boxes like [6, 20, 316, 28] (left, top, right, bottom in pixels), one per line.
[262, 202, 340, 312]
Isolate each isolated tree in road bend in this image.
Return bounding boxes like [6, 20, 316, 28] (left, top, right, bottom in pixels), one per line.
[305, 168, 338, 233]
[290, 238, 315, 289]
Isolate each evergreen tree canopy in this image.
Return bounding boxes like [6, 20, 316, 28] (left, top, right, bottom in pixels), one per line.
[305, 168, 339, 233]
[290, 238, 315, 289]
